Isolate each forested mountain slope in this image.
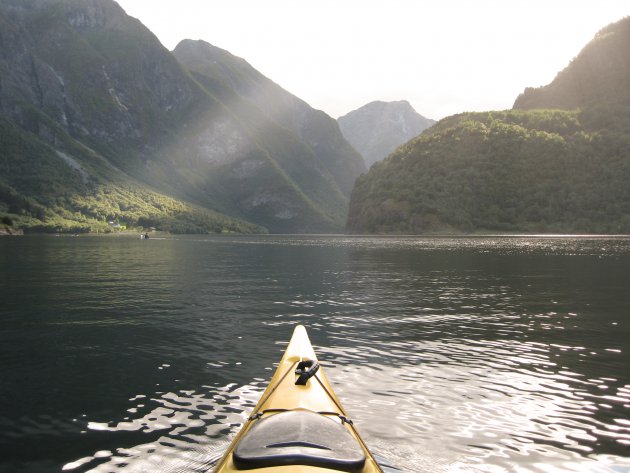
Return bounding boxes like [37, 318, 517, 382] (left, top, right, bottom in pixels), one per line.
[514, 16, 630, 111]
[348, 110, 630, 233]
[347, 17, 630, 234]
[0, 0, 363, 233]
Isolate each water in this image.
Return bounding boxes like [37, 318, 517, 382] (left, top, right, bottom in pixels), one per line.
[1, 234, 629, 473]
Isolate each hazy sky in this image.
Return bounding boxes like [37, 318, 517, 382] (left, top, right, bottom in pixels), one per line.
[115, 0, 627, 120]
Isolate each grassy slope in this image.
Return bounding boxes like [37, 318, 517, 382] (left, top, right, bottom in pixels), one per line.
[0, 114, 264, 234]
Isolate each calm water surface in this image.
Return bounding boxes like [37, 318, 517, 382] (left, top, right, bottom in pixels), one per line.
[1, 235, 629, 473]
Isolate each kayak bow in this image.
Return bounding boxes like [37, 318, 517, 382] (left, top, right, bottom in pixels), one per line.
[213, 325, 383, 473]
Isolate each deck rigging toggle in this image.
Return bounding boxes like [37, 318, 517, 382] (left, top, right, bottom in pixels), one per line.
[295, 359, 320, 385]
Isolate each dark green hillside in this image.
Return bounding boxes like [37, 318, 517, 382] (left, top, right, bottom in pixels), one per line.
[348, 110, 630, 234]
[348, 17, 630, 235]
[514, 16, 630, 110]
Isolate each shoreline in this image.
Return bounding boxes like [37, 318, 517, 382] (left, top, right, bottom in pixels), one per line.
[4, 230, 630, 239]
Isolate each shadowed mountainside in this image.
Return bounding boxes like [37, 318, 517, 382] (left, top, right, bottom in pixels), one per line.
[0, 0, 364, 233]
[514, 16, 630, 111]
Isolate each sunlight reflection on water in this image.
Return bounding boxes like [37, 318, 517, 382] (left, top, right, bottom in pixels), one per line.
[1, 235, 629, 473]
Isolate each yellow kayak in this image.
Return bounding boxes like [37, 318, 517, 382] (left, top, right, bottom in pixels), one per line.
[213, 325, 384, 473]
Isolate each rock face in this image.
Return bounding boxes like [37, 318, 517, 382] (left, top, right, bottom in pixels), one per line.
[0, 0, 195, 150]
[338, 101, 435, 168]
[0, 0, 365, 233]
[172, 40, 366, 197]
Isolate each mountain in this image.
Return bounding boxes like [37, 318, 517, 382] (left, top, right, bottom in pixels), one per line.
[0, 0, 364, 234]
[514, 16, 630, 111]
[167, 39, 366, 232]
[337, 101, 435, 168]
[347, 17, 630, 235]
[173, 39, 365, 198]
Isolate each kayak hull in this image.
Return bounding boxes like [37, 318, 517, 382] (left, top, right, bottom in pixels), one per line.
[213, 325, 383, 473]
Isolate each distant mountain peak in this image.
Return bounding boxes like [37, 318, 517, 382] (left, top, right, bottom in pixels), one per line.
[338, 100, 435, 168]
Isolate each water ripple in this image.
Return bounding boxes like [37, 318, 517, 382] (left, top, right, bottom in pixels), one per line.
[2, 235, 630, 472]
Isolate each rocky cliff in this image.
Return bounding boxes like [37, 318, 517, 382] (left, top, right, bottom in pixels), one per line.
[0, 0, 364, 233]
[338, 100, 434, 168]
[174, 39, 366, 197]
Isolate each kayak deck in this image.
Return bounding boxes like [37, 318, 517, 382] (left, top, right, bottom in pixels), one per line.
[233, 410, 366, 470]
[213, 325, 383, 473]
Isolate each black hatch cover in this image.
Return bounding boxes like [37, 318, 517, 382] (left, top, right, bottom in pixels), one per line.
[233, 410, 366, 471]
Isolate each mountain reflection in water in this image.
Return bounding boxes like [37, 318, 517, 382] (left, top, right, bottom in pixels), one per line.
[0, 235, 629, 473]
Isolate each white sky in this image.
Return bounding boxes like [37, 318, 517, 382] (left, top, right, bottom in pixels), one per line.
[115, 0, 628, 120]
